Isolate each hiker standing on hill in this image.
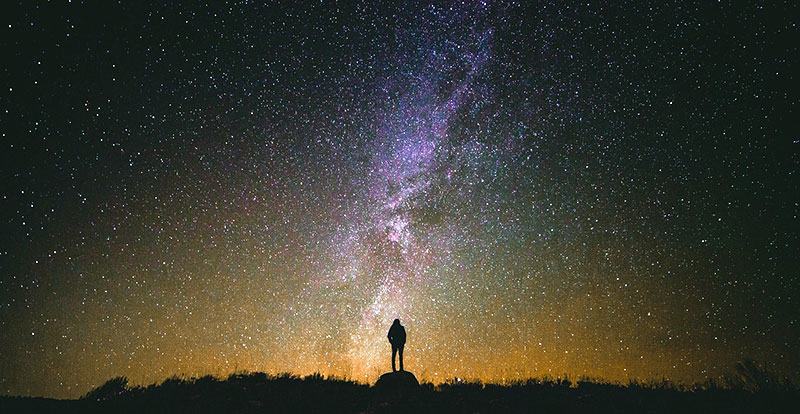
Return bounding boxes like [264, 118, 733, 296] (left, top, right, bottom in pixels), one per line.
[387, 319, 406, 372]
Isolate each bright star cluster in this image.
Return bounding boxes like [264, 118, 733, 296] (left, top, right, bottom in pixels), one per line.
[1, 1, 797, 398]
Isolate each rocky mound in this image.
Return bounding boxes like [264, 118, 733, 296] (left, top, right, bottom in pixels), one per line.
[372, 371, 420, 401]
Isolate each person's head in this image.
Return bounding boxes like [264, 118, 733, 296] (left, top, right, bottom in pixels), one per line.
[393, 318, 400, 325]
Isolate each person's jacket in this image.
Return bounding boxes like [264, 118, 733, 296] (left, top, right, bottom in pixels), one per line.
[388, 323, 406, 345]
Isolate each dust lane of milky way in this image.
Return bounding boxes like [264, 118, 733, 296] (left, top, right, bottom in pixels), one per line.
[0, 1, 797, 398]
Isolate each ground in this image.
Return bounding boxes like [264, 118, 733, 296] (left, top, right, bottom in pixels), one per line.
[1, 372, 797, 413]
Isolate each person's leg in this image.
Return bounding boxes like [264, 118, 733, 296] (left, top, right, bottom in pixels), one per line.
[391, 345, 397, 372]
[399, 344, 404, 371]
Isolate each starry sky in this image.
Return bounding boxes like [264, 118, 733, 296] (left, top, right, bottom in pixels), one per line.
[1, 1, 798, 399]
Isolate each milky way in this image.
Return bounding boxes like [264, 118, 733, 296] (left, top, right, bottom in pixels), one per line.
[1, 1, 797, 398]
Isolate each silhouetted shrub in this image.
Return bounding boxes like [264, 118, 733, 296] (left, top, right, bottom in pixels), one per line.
[193, 374, 218, 387]
[725, 359, 794, 392]
[303, 372, 325, 383]
[83, 376, 129, 401]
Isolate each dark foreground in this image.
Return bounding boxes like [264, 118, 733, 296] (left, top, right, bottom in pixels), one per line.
[1, 372, 797, 413]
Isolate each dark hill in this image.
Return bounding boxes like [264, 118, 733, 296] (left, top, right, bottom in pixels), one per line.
[0, 372, 797, 413]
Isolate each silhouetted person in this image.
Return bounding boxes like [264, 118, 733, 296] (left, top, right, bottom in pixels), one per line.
[388, 318, 406, 372]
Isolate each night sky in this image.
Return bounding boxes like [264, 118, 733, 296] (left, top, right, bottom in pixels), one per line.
[1, 1, 798, 399]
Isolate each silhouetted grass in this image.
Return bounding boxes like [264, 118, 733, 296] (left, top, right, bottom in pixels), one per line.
[1, 363, 797, 413]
